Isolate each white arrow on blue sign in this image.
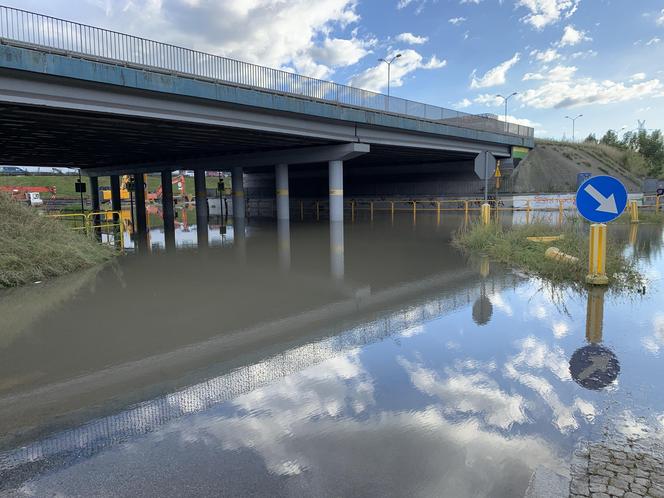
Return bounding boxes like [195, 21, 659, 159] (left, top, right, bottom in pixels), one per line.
[575, 175, 628, 223]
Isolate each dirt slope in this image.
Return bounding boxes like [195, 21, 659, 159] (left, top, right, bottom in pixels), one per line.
[512, 142, 642, 193]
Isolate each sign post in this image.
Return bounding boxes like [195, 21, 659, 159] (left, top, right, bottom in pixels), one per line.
[576, 175, 628, 285]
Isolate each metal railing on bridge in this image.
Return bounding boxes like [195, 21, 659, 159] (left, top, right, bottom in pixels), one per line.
[0, 5, 534, 139]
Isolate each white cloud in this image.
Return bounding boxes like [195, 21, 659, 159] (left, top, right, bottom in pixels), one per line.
[474, 93, 505, 106]
[400, 358, 528, 430]
[516, 0, 580, 29]
[470, 52, 521, 89]
[349, 49, 446, 92]
[631, 72, 647, 82]
[642, 312, 664, 354]
[523, 72, 545, 81]
[448, 16, 467, 25]
[559, 25, 592, 46]
[657, 9, 664, 26]
[570, 49, 598, 59]
[519, 67, 663, 109]
[497, 114, 541, 128]
[455, 98, 473, 108]
[84, 0, 365, 80]
[395, 32, 429, 45]
[530, 48, 561, 63]
[460, 0, 482, 3]
[646, 37, 662, 46]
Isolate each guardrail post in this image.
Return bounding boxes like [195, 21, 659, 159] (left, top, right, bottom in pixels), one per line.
[629, 200, 639, 223]
[481, 203, 491, 225]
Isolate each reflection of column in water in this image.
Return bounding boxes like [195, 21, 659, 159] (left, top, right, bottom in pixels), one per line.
[330, 221, 344, 280]
[629, 223, 638, 248]
[277, 218, 291, 271]
[234, 216, 246, 263]
[586, 286, 606, 344]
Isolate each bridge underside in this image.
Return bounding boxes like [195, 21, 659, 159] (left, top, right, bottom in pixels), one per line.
[0, 102, 475, 172]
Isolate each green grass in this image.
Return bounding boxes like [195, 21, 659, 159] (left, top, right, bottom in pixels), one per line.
[0, 193, 115, 287]
[453, 221, 644, 291]
[0, 175, 220, 199]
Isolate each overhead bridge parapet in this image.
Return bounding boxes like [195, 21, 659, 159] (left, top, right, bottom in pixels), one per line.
[0, 5, 533, 141]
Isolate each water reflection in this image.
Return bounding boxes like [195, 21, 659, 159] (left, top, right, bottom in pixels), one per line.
[1, 213, 664, 497]
[569, 287, 620, 390]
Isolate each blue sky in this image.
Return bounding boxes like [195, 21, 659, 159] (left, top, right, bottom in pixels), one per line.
[6, 0, 664, 139]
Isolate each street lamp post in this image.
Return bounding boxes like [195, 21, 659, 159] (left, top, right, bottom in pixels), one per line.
[378, 54, 402, 111]
[565, 114, 583, 142]
[496, 92, 518, 133]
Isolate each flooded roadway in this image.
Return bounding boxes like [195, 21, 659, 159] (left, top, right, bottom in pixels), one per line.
[1, 212, 664, 497]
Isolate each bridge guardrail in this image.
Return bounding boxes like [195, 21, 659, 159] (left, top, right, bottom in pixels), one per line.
[0, 5, 533, 139]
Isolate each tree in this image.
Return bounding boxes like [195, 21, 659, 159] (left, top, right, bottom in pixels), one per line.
[584, 133, 598, 144]
[600, 129, 622, 148]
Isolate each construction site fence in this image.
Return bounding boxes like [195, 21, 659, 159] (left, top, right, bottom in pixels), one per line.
[48, 210, 125, 251]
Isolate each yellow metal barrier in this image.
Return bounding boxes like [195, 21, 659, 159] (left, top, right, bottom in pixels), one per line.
[48, 213, 89, 233]
[481, 203, 491, 225]
[87, 210, 125, 252]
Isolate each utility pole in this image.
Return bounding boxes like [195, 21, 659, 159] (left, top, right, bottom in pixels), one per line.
[565, 114, 583, 141]
[496, 92, 518, 133]
[378, 54, 402, 111]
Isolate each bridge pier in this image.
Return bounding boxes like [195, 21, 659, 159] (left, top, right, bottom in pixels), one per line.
[89, 176, 100, 212]
[278, 218, 290, 271]
[161, 169, 176, 251]
[276, 163, 289, 221]
[232, 166, 245, 220]
[329, 160, 344, 222]
[194, 169, 208, 248]
[110, 175, 122, 222]
[330, 221, 344, 280]
[133, 173, 148, 251]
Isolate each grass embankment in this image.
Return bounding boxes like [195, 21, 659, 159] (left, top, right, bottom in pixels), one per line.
[0, 194, 115, 287]
[453, 221, 643, 290]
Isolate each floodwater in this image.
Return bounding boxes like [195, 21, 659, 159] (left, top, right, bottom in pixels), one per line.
[1, 211, 663, 497]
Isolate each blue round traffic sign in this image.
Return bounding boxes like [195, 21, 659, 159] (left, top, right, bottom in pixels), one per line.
[575, 175, 628, 223]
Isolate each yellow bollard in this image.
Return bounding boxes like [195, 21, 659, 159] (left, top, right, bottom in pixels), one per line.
[436, 201, 441, 225]
[351, 200, 355, 222]
[370, 201, 374, 221]
[481, 203, 491, 225]
[390, 201, 394, 223]
[300, 200, 304, 221]
[586, 223, 609, 285]
[629, 200, 639, 223]
[412, 201, 417, 224]
[316, 201, 320, 221]
[545, 246, 579, 264]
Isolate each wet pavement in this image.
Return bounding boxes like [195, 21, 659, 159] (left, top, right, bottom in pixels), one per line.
[1, 212, 663, 497]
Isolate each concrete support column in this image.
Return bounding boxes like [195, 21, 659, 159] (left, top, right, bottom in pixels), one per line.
[133, 173, 148, 251]
[89, 176, 100, 212]
[234, 216, 246, 263]
[232, 166, 245, 220]
[275, 163, 289, 221]
[194, 169, 208, 248]
[277, 218, 290, 271]
[329, 160, 343, 222]
[161, 169, 176, 252]
[330, 221, 345, 280]
[110, 175, 122, 222]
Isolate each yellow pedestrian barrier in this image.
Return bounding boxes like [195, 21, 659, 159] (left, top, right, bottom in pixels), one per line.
[628, 200, 639, 223]
[481, 203, 491, 225]
[585, 287, 606, 344]
[586, 223, 608, 285]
